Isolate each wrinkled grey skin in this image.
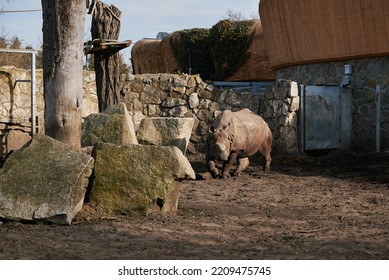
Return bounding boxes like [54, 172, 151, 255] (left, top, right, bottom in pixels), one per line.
[206, 109, 272, 179]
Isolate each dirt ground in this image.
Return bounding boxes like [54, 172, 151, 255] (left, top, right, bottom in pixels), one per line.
[0, 150, 388, 260]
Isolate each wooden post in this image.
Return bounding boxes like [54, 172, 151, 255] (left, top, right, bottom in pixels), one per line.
[88, 0, 123, 112]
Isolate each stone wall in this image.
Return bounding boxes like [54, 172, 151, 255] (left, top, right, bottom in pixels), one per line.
[0, 66, 300, 157]
[121, 73, 299, 153]
[0, 66, 98, 156]
[2, 58, 387, 155]
[276, 57, 389, 151]
[0, 66, 44, 155]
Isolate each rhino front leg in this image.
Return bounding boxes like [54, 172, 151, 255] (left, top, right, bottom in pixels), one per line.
[233, 157, 249, 176]
[207, 160, 220, 178]
[221, 152, 238, 179]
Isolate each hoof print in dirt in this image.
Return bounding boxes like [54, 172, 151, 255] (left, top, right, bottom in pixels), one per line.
[249, 172, 262, 179]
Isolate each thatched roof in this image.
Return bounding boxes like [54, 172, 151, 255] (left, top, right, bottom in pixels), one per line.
[131, 20, 275, 81]
[260, 0, 389, 68]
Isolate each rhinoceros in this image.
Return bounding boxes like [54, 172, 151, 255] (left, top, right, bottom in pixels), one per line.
[206, 109, 272, 179]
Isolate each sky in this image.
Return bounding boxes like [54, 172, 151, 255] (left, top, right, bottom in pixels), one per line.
[0, 0, 260, 62]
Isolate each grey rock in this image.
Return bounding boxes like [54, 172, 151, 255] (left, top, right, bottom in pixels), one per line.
[89, 143, 195, 214]
[81, 103, 138, 147]
[137, 117, 194, 154]
[0, 134, 94, 225]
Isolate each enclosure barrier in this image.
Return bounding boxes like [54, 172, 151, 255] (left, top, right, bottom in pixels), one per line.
[0, 48, 39, 136]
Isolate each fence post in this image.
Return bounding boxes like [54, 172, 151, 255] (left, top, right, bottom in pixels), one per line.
[376, 83, 381, 153]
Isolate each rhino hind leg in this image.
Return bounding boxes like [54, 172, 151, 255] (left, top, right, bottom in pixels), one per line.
[234, 157, 250, 176]
[262, 153, 272, 174]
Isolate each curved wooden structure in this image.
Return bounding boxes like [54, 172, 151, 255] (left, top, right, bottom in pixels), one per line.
[226, 20, 274, 81]
[131, 34, 182, 75]
[260, 0, 389, 69]
[131, 39, 163, 74]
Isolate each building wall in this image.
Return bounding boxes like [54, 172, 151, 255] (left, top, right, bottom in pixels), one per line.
[276, 57, 389, 151]
[260, 0, 389, 68]
[260, 0, 389, 151]
[3, 62, 386, 155]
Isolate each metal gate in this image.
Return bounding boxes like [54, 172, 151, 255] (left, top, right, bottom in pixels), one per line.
[301, 85, 340, 150]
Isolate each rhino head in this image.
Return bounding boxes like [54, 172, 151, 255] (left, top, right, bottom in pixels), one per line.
[208, 123, 233, 161]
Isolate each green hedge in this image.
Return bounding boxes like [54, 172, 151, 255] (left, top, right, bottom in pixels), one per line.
[171, 20, 254, 81]
[172, 28, 212, 79]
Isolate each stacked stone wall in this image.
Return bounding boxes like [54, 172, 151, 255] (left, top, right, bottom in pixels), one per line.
[121, 73, 298, 153]
[1, 66, 299, 157]
[0, 66, 98, 156]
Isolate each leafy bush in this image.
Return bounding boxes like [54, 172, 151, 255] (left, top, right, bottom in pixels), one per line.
[210, 20, 254, 80]
[171, 20, 254, 81]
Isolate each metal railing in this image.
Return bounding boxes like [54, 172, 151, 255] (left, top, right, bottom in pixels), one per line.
[213, 81, 274, 94]
[0, 48, 39, 136]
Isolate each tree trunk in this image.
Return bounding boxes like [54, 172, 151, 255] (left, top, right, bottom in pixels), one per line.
[89, 0, 122, 112]
[41, 0, 85, 149]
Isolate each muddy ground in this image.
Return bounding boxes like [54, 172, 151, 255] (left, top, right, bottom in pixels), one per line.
[0, 150, 388, 260]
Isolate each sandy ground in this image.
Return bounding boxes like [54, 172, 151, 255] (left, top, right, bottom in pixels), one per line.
[0, 150, 388, 260]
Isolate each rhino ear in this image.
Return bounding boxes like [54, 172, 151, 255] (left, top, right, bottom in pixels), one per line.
[209, 125, 215, 133]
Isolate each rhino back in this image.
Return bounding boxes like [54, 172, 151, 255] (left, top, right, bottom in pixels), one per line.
[231, 109, 272, 156]
[213, 110, 233, 130]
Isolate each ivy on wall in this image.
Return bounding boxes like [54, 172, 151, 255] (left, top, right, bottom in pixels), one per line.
[171, 20, 254, 81]
[172, 28, 212, 79]
[210, 20, 254, 80]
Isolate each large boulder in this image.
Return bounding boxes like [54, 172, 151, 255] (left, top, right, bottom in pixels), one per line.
[136, 117, 194, 155]
[89, 142, 195, 214]
[0, 134, 94, 225]
[81, 103, 138, 147]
